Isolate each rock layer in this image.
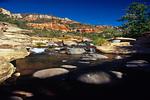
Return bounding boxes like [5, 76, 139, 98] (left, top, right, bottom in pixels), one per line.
[0, 23, 31, 84]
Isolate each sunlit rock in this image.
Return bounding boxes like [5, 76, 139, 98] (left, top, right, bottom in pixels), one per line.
[126, 60, 149, 67]
[0, 57, 16, 83]
[77, 71, 112, 85]
[33, 68, 69, 79]
[110, 71, 123, 79]
[61, 65, 77, 69]
[67, 48, 86, 55]
[12, 91, 34, 97]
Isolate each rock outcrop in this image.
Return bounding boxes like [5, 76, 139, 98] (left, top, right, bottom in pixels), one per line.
[96, 38, 136, 54]
[0, 57, 15, 84]
[0, 23, 31, 84]
[0, 8, 112, 34]
[27, 22, 70, 32]
[33, 68, 69, 79]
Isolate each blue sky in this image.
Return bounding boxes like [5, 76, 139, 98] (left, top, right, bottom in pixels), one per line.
[0, 0, 148, 26]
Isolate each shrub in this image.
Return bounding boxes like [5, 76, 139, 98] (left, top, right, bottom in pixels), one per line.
[92, 37, 109, 46]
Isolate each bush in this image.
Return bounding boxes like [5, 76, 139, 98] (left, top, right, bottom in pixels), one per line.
[92, 37, 109, 46]
[0, 14, 28, 29]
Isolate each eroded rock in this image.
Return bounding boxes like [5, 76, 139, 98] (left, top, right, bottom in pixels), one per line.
[61, 65, 77, 69]
[126, 60, 149, 68]
[77, 71, 111, 85]
[33, 68, 69, 79]
[67, 48, 86, 55]
[0, 57, 16, 83]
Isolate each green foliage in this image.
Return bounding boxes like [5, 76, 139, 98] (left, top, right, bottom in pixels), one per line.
[0, 13, 27, 29]
[36, 42, 46, 47]
[102, 28, 123, 38]
[31, 29, 64, 37]
[92, 37, 108, 46]
[29, 18, 52, 23]
[119, 2, 150, 38]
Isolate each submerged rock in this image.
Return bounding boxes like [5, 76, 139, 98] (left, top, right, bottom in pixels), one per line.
[77, 71, 123, 85]
[12, 91, 34, 97]
[115, 55, 122, 59]
[126, 60, 149, 68]
[82, 53, 108, 61]
[33, 68, 69, 79]
[110, 71, 123, 79]
[77, 71, 112, 85]
[81, 57, 97, 61]
[61, 65, 77, 69]
[67, 48, 86, 55]
[9, 96, 23, 100]
[78, 61, 90, 64]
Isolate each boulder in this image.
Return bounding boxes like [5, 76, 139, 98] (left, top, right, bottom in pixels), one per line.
[33, 68, 69, 79]
[126, 60, 149, 68]
[115, 55, 122, 59]
[96, 42, 136, 54]
[90, 53, 108, 59]
[63, 41, 77, 46]
[12, 91, 34, 97]
[0, 23, 31, 84]
[81, 57, 97, 61]
[77, 71, 123, 85]
[78, 61, 90, 64]
[0, 48, 30, 61]
[61, 65, 77, 69]
[77, 71, 112, 85]
[110, 71, 123, 79]
[67, 48, 86, 55]
[82, 54, 108, 60]
[9, 96, 23, 100]
[0, 57, 16, 83]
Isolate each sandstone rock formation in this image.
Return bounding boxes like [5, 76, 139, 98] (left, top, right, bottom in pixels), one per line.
[0, 57, 16, 84]
[0, 23, 31, 83]
[33, 68, 69, 79]
[0, 8, 111, 34]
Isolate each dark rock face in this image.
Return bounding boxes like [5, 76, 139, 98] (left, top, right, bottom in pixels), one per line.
[9, 96, 23, 100]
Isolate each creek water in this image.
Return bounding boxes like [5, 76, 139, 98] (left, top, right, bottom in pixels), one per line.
[0, 52, 150, 100]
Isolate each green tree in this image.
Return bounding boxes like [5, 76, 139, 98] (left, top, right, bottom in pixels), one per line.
[119, 2, 150, 38]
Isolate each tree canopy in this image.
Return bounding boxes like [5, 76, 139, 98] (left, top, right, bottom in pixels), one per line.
[119, 2, 150, 38]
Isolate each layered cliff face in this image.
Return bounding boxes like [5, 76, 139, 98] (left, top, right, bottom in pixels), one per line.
[27, 22, 70, 32]
[0, 22, 31, 83]
[0, 8, 111, 33]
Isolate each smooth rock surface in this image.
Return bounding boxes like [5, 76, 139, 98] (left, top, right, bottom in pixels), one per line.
[110, 71, 123, 79]
[126, 60, 149, 67]
[0, 57, 16, 83]
[61, 65, 77, 69]
[33, 68, 69, 79]
[67, 48, 86, 55]
[63, 41, 77, 46]
[77, 71, 112, 85]
[9, 96, 23, 100]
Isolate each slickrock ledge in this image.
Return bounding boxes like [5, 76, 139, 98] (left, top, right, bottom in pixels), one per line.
[0, 22, 31, 84]
[0, 57, 16, 84]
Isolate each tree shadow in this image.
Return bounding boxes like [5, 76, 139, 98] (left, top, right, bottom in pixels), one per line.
[0, 53, 150, 100]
